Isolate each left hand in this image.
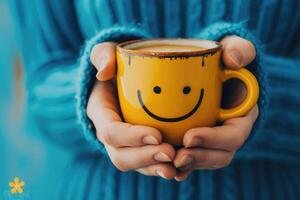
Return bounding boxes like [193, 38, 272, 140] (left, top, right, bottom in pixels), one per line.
[173, 36, 259, 181]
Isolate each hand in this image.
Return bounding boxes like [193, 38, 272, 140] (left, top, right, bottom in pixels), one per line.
[87, 42, 177, 179]
[173, 36, 259, 181]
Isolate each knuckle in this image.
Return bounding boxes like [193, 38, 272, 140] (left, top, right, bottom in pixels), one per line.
[97, 131, 106, 144]
[221, 153, 234, 168]
[116, 164, 129, 172]
[95, 130, 104, 143]
[111, 156, 129, 172]
[211, 154, 234, 169]
[231, 135, 245, 151]
[99, 124, 114, 145]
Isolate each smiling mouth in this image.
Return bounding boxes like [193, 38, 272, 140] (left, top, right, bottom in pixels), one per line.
[137, 89, 204, 122]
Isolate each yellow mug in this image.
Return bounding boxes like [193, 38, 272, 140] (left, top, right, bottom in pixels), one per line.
[116, 39, 259, 145]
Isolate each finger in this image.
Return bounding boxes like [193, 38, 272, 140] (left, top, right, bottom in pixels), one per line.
[87, 82, 162, 147]
[184, 105, 258, 151]
[221, 36, 256, 69]
[99, 122, 162, 147]
[90, 42, 117, 81]
[136, 163, 177, 180]
[174, 148, 235, 170]
[174, 170, 192, 182]
[106, 143, 176, 172]
[87, 81, 120, 121]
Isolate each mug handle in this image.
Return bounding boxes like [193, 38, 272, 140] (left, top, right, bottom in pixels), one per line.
[219, 68, 259, 121]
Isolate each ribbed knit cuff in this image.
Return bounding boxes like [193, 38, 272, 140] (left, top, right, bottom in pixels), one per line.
[76, 26, 150, 154]
[194, 22, 269, 140]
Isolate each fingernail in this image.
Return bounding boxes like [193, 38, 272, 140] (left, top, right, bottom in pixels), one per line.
[96, 56, 108, 80]
[177, 155, 194, 171]
[142, 136, 159, 145]
[187, 137, 203, 148]
[155, 169, 167, 179]
[154, 152, 172, 162]
[228, 49, 243, 67]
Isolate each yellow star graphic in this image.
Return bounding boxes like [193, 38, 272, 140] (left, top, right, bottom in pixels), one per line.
[9, 177, 25, 194]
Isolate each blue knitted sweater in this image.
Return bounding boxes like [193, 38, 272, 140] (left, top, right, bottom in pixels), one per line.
[10, 0, 300, 199]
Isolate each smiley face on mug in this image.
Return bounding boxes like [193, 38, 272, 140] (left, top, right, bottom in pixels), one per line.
[135, 58, 206, 123]
[117, 49, 222, 145]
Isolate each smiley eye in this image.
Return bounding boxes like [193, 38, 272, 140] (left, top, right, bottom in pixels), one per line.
[153, 86, 161, 94]
[183, 86, 191, 94]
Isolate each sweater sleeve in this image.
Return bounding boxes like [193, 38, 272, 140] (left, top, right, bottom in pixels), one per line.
[195, 22, 300, 164]
[9, 1, 150, 154]
[194, 22, 269, 141]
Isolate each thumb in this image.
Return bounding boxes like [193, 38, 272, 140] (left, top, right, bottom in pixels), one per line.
[90, 42, 117, 81]
[220, 36, 256, 70]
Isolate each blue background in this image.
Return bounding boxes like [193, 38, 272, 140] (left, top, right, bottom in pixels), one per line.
[0, 0, 73, 199]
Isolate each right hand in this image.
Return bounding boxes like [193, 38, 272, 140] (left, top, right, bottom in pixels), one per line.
[88, 42, 176, 179]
